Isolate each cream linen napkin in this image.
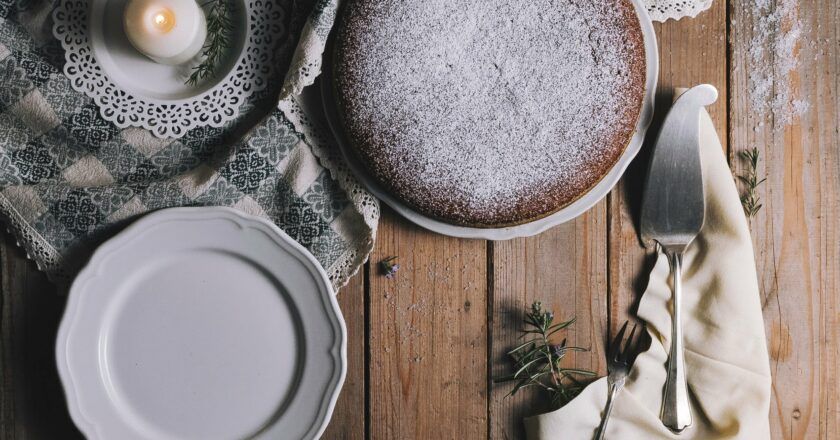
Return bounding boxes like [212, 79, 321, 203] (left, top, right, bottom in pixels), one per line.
[525, 90, 772, 439]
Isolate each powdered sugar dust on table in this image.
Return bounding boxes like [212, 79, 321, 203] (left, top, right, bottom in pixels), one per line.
[0, 0, 832, 438]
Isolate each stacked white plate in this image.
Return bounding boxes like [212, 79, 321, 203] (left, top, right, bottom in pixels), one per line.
[56, 208, 346, 440]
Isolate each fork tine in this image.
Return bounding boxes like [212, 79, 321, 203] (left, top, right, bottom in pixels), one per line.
[635, 324, 647, 355]
[610, 321, 629, 361]
[600, 321, 640, 440]
[621, 324, 638, 361]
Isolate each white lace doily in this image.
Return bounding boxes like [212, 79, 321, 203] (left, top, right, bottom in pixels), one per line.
[277, 93, 380, 289]
[52, 0, 288, 139]
[646, 0, 714, 21]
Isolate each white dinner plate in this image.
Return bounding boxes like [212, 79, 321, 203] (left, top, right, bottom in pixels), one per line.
[56, 207, 346, 440]
[320, 0, 659, 240]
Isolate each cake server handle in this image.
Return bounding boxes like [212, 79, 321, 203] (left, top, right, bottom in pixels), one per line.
[661, 250, 692, 433]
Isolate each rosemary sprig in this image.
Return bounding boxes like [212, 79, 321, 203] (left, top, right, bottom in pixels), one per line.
[186, 0, 235, 86]
[737, 148, 766, 218]
[495, 302, 596, 409]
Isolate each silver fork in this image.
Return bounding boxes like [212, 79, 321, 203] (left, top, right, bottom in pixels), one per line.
[595, 322, 644, 440]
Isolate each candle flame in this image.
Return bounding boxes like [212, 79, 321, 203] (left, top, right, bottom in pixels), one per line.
[151, 8, 175, 33]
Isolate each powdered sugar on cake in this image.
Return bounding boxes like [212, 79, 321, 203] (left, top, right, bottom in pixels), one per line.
[335, 0, 646, 226]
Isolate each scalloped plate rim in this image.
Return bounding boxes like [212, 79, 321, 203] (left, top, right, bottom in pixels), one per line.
[55, 207, 347, 440]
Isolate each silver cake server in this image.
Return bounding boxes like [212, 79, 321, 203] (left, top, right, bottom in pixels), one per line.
[640, 84, 718, 433]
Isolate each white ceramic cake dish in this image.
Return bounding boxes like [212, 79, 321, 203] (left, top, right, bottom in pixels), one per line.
[321, 0, 658, 240]
[55, 207, 346, 440]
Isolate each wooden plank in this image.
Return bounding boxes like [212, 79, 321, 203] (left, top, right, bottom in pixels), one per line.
[729, 0, 840, 437]
[322, 270, 367, 440]
[608, 1, 729, 336]
[367, 209, 488, 439]
[0, 234, 83, 439]
[489, 206, 609, 440]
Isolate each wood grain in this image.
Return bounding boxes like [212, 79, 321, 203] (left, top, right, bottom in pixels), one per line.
[322, 271, 367, 439]
[729, 0, 840, 437]
[489, 206, 609, 440]
[366, 209, 488, 439]
[0, 234, 82, 439]
[608, 0, 730, 338]
[2, 0, 840, 438]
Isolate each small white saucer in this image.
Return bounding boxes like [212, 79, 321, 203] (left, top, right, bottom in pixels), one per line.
[52, 0, 288, 137]
[88, 0, 247, 100]
[56, 208, 346, 440]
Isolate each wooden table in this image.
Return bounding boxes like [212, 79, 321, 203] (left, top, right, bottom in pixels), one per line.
[2, 1, 837, 438]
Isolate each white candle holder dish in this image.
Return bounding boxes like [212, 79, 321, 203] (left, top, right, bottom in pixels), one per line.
[52, 0, 289, 138]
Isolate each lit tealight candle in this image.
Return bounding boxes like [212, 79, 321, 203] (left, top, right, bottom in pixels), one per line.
[123, 0, 207, 65]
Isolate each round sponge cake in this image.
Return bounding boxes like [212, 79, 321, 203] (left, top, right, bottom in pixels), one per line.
[333, 0, 646, 227]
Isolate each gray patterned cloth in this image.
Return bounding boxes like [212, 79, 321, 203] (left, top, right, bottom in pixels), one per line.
[0, 0, 378, 289]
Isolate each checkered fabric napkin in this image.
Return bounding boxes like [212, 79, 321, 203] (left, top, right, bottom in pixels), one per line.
[0, 0, 378, 288]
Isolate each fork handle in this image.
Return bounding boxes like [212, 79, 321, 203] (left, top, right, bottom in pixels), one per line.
[661, 250, 692, 432]
[595, 382, 622, 440]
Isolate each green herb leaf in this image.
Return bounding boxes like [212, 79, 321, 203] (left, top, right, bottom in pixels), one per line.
[737, 147, 767, 218]
[494, 301, 595, 410]
[186, 0, 235, 86]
